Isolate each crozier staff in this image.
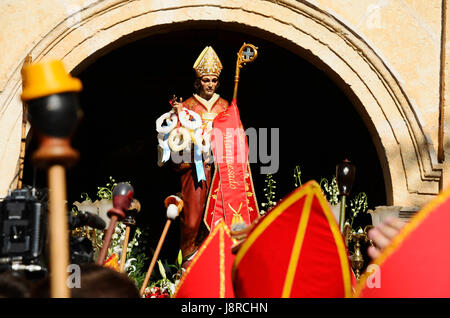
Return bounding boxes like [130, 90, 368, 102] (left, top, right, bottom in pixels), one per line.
[21, 60, 82, 298]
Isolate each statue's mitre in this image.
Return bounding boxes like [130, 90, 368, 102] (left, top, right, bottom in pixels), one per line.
[193, 46, 223, 78]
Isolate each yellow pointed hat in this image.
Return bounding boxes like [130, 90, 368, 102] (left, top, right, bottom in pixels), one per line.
[21, 60, 82, 101]
[193, 46, 223, 78]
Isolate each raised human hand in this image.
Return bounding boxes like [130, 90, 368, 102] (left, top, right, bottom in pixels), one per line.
[367, 216, 406, 260]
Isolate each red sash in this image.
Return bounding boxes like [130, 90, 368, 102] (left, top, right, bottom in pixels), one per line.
[206, 99, 259, 231]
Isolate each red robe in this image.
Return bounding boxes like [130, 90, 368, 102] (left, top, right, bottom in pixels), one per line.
[177, 95, 229, 260]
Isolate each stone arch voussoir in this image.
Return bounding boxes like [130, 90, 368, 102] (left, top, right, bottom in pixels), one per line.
[0, 0, 441, 207]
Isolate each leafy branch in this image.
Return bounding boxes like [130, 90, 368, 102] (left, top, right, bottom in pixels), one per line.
[319, 176, 340, 206]
[348, 192, 368, 227]
[293, 165, 302, 188]
[260, 174, 277, 215]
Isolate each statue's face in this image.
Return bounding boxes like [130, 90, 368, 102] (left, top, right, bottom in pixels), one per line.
[199, 75, 219, 100]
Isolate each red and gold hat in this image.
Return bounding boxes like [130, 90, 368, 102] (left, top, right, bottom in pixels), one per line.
[173, 221, 235, 298]
[356, 185, 450, 297]
[232, 180, 353, 298]
[193, 46, 223, 78]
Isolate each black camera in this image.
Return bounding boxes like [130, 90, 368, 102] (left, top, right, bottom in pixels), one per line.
[0, 186, 47, 273]
[0, 185, 107, 271]
[68, 210, 106, 265]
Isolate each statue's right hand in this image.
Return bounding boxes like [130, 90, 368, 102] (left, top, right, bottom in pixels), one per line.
[173, 97, 183, 113]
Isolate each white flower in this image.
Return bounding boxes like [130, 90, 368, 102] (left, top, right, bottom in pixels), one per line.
[168, 282, 176, 295]
[124, 257, 137, 274]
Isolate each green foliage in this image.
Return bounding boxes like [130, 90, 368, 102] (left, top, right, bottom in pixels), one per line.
[80, 192, 92, 202]
[348, 192, 368, 227]
[316, 171, 369, 231]
[319, 176, 340, 206]
[96, 176, 117, 200]
[124, 223, 152, 287]
[146, 253, 182, 297]
[293, 165, 302, 188]
[260, 174, 277, 214]
[127, 252, 150, 288]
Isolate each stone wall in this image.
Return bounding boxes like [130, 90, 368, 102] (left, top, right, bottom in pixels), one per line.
[0, 0, 447, 209]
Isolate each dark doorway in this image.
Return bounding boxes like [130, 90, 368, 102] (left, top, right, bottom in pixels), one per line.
[23, 26, 386, 261]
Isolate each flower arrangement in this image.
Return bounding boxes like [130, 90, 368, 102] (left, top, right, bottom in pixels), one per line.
[70, 176, 182, 297]
[141, 254, 182, 298]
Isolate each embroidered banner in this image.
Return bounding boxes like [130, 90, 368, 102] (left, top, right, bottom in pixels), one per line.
[209, 99, 256, 230]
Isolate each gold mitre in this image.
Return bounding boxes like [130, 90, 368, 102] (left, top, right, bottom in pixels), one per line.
[193, 46, 223, 78]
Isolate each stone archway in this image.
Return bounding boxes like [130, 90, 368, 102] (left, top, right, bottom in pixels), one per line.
[0, 0, 442, 207]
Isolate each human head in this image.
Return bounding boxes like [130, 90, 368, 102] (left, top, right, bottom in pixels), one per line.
[194, 75, 219, 100]
[193, 46, 222, 99]
[0, 271, 31, 298]
[31, 264, 140, 298]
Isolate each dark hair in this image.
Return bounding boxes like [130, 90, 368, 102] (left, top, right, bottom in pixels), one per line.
[31, 264, 140, 298]
[0, 272, 32, 298]
[194, 77, 220, 94]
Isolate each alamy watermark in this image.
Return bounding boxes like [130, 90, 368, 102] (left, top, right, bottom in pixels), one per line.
[364, 264, 381, 289]
[168, 127, 280, 175]
[67, 264, 81, 289]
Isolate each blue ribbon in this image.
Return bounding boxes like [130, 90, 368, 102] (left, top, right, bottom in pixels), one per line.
[194, 144, 206, 183]
[161, 133, 170, 163]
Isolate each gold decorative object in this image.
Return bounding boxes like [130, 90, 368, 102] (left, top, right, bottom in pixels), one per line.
[193, 46, 223, 78]
[344, 223, 372, 280]
[233, 43, 258, 99]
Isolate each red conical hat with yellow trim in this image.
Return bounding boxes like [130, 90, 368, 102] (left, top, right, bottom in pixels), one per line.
[356, 185, 450, 298]
[173, 221, 235, 298]
[233, 180, 352, 298]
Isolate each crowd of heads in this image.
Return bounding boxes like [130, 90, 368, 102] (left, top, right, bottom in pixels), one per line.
[0, 264, 140, 298]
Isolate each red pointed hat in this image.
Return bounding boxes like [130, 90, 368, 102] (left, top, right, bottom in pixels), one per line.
[173, 221, 235, 298]
[356, 185, 450, 298]
[232, 180, 353, 298]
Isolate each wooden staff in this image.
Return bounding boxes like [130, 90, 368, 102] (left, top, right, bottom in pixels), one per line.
[21, 60, 82, 298]
[96, 182, 134, 265]
[233, 43, 258, 100]
[119, 199, 141, 273]
[140, 195, 183, 297]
